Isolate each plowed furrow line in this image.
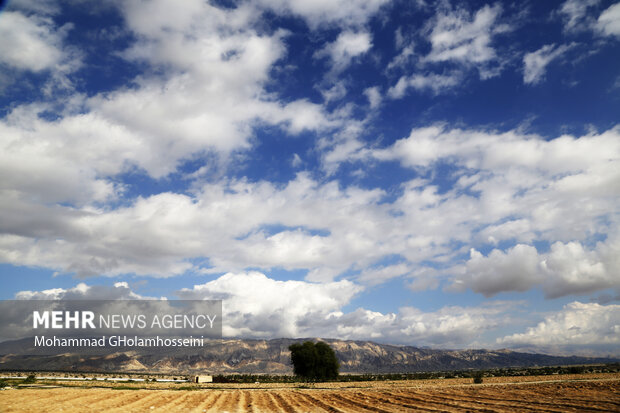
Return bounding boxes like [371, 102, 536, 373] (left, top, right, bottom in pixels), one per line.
[394, 390, 500, 413]
[345, 391, 439, 413]
[295, 391, 346, 412]
[549, 396, 620, 406]
[3, 390, 66, 404]
[217, 390, 242, 413]
[354, 391, 436, 413]
[193, 390, 223, 412]
[55, 390, 121, 411]
[33, 389, 117, 410]
[474, 388, 620, 409]
[269, 391, 297, 413]
[453, 389, 617, 412]
[174, 392, 210, 412]
[99, 391, 163, 411]
[322, 391, 395, 413]
[277, 390, 315, 412]
[82, 390, 145, 410]
[247, 390, 267, 412]
[32, 389, 95, 407]
[382, 390, 485, 412]
[535, 393, 620, 407]
[241, 390, 254, 412]
[149, 391, 194, 411]
[428, 390, 562, 413]
[205, 390, 232, 412]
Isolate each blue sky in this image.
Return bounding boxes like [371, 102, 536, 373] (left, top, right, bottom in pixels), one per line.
[1, 0, 619, 356]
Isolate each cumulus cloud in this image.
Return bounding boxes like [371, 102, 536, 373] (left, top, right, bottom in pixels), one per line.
[0, 7, 81, 94]
[384, 3, 510, 98]
[370, 125, 620, 296]
[15, 282, 149, 301]
[11, 279, 618, 354]
[174, 273, 512, 347]
[0, 11, 67, 72]
[314, 30, 372, 74]
[596, 3, 620, 38]
[1, 1, 619, 325]
[424, 4, 509, 78]
[363, 86, 382, 109]
[357, 263, 412, 286]
[458, 237, 620, 298]
[0, 174, 393, 279]
[372, 125, 620, 173]
[387, 72, 461, 98]
[177, 271, 363, 338]
[254, 0, 389, 29]
[558, 0, 600, 33]
[499, 301, 620, 356]
[523, 43, 575, 85]
[9, 276, 514, 347]
[462, 245, 541, 296]
[0, 0, 345, 211]
[2, 116, 618, 304]
[542, 238, 620, 298]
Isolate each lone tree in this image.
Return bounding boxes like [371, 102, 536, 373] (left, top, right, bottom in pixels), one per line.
[289, 341, 339, 381]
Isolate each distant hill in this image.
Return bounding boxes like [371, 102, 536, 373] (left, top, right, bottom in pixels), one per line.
[0, 337, 617, 373]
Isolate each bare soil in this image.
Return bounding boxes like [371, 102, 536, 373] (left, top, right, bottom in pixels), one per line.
[0, 373, 618, 412]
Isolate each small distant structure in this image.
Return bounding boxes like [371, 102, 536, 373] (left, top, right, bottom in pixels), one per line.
[192, 375, 213, 383]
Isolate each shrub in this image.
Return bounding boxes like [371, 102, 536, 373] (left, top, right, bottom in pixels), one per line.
[23, 375, 36, 384]
[289, 341, 339, 381]
[473, 372, 483, 384]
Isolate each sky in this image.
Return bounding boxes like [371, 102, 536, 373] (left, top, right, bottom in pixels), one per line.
[0, 0, 619, 357]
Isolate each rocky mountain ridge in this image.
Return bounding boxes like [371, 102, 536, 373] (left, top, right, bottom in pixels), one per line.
[0, 337, 616, 373]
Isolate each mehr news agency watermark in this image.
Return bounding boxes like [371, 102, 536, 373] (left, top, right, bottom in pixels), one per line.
[0, 300, 222, 352]
[33, 310, 217, 348]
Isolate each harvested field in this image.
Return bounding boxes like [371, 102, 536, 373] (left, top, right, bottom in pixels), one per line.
[0, 374, 618, 412]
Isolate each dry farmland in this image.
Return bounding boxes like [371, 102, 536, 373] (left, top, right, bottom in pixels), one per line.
[0, 373, 618, 412]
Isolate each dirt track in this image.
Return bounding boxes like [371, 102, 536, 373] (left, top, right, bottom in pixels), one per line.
[1, 375, 618, 412]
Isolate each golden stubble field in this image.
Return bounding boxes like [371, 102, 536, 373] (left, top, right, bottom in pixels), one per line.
[0, 373, 618, 412]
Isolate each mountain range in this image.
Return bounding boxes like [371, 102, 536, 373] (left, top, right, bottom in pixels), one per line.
[0, 337, 616, 374]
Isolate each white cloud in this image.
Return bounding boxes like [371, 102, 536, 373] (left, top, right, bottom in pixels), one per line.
[15, 282, 149, 300]
[372, 125, 620, 178]
[462, 245, 541, 297]
[320, 82, 348, 103]
[315, 30, 372, 74]
[523, 43, 575, 85]
[542, 238, 620, 298]
[254, 0, 389, 29]
[499, 301, 620, 356]
[357, 263, 412, 286]
[0, 4, 82, 96]
[424, 4, 508, 77]
[0, 11, 66, 72]
[387, 72, 461, 98]
[2, 117, 618, 303]
[177, 271, 363, 338]
[0, 174, 393, 279]
[559, 0, 600, 33]
[13, 279, 619, 354]
[11, 276, 515, 347]
[178, 273, 513, 347]
[0, 0, 344, 210]
[370, 125, 620, 296]
[291, 153, 302, 168]
[596, 3, 620, 38]
[363, 86, 382, 109]
[387, 44, 415, 71]
[456, 237, 620, 298]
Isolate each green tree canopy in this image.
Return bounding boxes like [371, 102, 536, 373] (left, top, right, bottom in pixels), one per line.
[289, 341, 339, 381]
